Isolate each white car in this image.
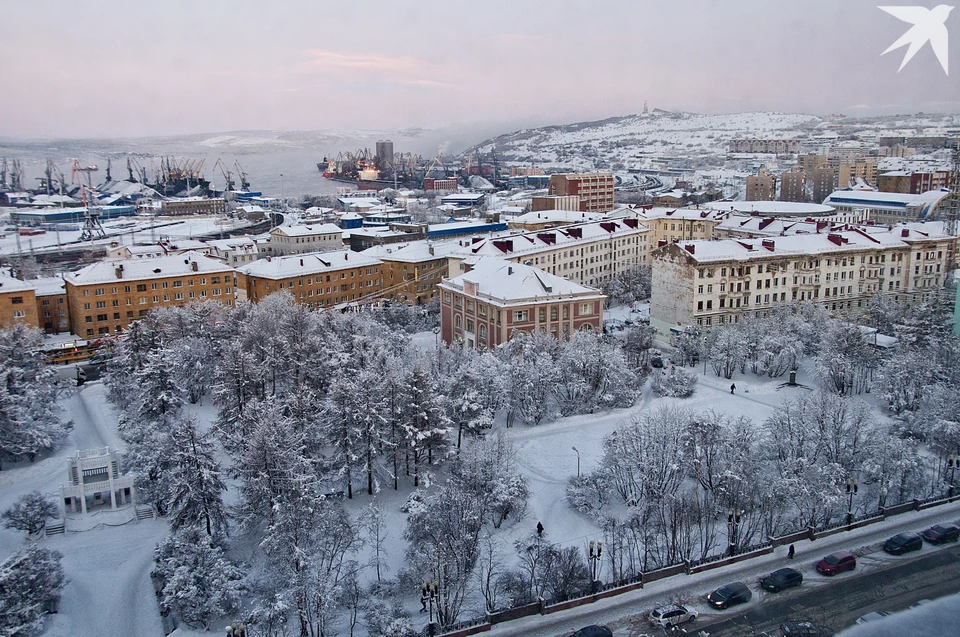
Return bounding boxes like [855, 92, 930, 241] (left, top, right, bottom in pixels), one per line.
[855, 610, 892, 624]
[649, 604, 698, 628]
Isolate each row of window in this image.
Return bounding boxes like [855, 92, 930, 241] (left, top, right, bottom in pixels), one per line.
[80, 277, 229, 297]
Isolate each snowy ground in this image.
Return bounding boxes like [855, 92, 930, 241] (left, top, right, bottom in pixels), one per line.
[0, 318, 948, 637]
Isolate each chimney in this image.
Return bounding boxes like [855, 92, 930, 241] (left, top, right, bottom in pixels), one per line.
[344, 253, 348, 260]
[684, 244, 695, 254]
[901, 229, 909, 237]
[191, 261, 199, 272]
[761, 239, 775, 251]
[827, 233, 843, 246]
[508, 266, 513, 275]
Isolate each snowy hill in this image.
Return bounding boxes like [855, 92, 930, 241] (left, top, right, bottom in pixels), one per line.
[462, 110, 960, 175]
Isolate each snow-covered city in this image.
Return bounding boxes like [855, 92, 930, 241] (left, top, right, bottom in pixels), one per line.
[1, 3, 959, 637]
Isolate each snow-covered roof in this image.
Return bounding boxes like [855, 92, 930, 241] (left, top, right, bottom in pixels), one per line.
[31, 276, 66, 297]
[0, 274, 36, 294]
[236, 250, 381, 280]
[661, 225, 951, 264]
[509, 210, 606, 224]
[271, 223, 342, 237]
[64, 254, 233, 286]
[363, 239, 462, 263]
[452, 218, 647, 260]
[703, 200, 835, 216]
[823, 189, 949, 208]
[440, 257, 603, 305]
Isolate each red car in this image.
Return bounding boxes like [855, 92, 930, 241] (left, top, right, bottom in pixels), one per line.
[815, 551, 856, 576]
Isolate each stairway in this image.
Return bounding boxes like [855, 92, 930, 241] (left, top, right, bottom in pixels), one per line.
[45, 520, 65, 536]
[135, 505, 155, 521]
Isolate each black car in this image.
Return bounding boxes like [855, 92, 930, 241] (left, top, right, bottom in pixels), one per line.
[780, 620, 834, 637]
[760, 567, 803, 593]
[920, 523, 960, 544]
[571, 626, 612, 637]
[883, 532, 923, 555]
[706, 581, 752, 609]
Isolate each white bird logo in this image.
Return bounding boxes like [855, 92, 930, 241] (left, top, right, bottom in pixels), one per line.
[879, 4, 953, 75]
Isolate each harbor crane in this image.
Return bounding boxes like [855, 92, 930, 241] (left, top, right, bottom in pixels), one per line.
[71, 160, 105, 241]
[233, 160, 250, 190]
[214, 158, 234, 192]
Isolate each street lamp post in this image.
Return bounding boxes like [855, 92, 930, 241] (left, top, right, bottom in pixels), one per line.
[433, 326, 440, 348]
[727, 508, 743, 556]
[421, 579, 440, 634]
[225, 623, 246, 637]
[572, 446, 580, 478]
[588, 540, 602, 591]
[846, 477, 858, 525]
[947, 454, 958, 498]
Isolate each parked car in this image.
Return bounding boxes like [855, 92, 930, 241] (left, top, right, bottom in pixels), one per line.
[779, 620, 834, 637]
[910, 599, 934, 608]
[706, 582, 752, 609]
[815, 551, 856, 576]
[920, 523, 960, 544]
[649, 604, 698, 628]
[855, 610, 892, 624]
[760, 567, 803, 593]
[571, 626, 612, 637]
[650, 355, 664, 368]
[883, 532, 923, 555]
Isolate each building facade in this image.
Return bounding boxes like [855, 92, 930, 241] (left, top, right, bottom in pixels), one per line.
[438, 258, 605, 349]
[547, 173, 615, 213]
[811, 168, 836, 204]
[446, 218, 649, 289]
[64, 254, 235, 337]
[778, 171, 807, 203]
[265, 224, 343, 255]
[746, 174, 776, 201]
[650, 225, 954, 338]
[0, 275, 38, 330]
[235, 250, 383, 309]
[364, 240, 459, 305]
[160, 197, 226, 216]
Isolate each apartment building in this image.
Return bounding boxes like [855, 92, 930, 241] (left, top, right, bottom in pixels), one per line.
[362, 240, 459, 305]
[446, 218, 649, 289]
[63, 254, 235, 338]
[836, 159, 878, 188]
[0, 275, 38, 329]
[746, 174, 776, 201]
[160, 197, 226, 216]
[204, 236, 260, 266]
[265, 224, 343, 255]
[626, 207, 727, 249]
[438, 257, 605, 349]
[779, 171, 807, 202]
[650, 225, 953, 338]
[879, 171, 952, 194]
[811, 168, 836, 204]
[34, 277, 69, 334]
[235, 250, 382, 309]
[531, 195, 581, 213]
[547, 173, 615, 213]
[508, 209, 604, 231]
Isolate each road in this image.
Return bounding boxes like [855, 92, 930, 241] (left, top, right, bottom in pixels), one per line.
[646, 545, 960, 636]
[483, 501, 960, 637]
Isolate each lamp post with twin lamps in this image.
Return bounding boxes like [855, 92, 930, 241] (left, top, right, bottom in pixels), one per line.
[846, 477, 858, 525]
[727, 508, 743, 556]
[947, 454, 958, 498]
[588, 540, 602, 592]
[421, 579, 441, 635]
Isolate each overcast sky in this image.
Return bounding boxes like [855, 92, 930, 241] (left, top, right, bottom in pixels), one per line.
[2, 0, 958, 139]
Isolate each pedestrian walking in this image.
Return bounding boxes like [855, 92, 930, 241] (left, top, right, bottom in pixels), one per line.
[730, 383, 736, 394]
[788, 544, 795, 559]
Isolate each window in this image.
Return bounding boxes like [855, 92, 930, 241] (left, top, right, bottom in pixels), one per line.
[580, 302, 592, 316]
[97, 314, 107, 321]
[96, 301, 106, 309]
[12, 310, 24, 319]
[513, 310, 529, 322]
[10, 296, 22, 304]
[136, 284, 147, 292]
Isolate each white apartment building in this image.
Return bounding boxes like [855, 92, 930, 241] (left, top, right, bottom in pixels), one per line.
[651, 225, 953, 338]
[265, 224, 343, 255]
[445, 218, 649, 289]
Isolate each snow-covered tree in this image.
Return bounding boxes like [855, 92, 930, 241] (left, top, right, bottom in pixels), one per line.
[152, 529, 245, 629]
[500, 332, 558, 426]
[0, 544, 65, 637]
[650, 366, 697, 397]
[600, 266, 651, 306]
[2, 491, 58, 536]
[708, 327, 745, 379]
[404, 482, 482, 627]
[166, 416, 228, 537]
[816, 320, 876, 395]
[0, 325, 70, 468]
[398, 360, 450, 487]
[553, 331, 637, 415]
[879, 347, 937, 413]
[451, 431, 529, 529]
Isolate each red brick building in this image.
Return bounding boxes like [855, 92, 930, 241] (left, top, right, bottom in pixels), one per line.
[547, 172, 615, 213]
